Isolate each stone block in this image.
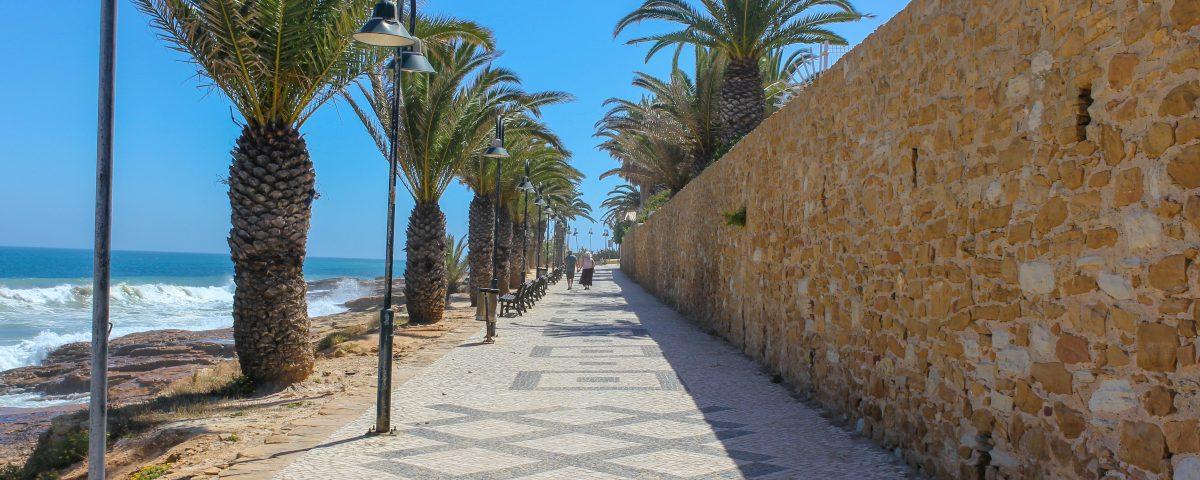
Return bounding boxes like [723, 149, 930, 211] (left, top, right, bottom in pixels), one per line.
[1137, 323, 1179, 372]
[1119, 421, 1167, 474]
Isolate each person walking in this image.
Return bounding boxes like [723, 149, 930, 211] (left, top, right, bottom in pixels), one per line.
[579, 251, 596, 290]
[564, 251, 578, 290]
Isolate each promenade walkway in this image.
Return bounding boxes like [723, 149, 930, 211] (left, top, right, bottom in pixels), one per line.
[274, 266, 913, 479]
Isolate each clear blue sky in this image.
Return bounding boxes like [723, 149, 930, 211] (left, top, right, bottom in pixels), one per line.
[0, 0, 908, 260]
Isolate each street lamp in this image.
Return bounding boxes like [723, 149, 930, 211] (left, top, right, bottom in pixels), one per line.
[519, 167, 535, 285]
[481, 116, 509, 344]
[588, 229, 594, 252]
[88, 2, 117, 478]
[535, 196, 548, 277]
[354, 0, 424, 435]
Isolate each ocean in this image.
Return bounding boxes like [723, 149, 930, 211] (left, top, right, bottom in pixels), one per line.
[0, 246, 397, 400]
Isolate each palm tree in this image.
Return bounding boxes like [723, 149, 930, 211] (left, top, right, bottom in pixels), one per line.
[602, 184, 642, 226]
[458, 112, 570, 300]
[136, 0, 386, 383]
[596, 98, 693, 195]
[615, 0, 868, 144]
[444, 234, 469, 303]
[345, 42, 505, 323]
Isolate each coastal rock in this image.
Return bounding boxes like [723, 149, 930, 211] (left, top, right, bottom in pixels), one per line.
[0, 329, 235, 405]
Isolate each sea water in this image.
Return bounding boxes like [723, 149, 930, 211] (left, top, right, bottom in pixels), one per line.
[0, 246, 396, 386]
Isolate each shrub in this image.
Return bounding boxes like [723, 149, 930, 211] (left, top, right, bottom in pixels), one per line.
[724, 206, 747, 227]
[129, 463, 171, 480]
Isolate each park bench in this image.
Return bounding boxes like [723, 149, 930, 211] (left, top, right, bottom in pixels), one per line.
[499, 283, 526, 317]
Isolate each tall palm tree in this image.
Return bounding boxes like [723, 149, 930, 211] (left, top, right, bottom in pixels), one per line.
[347, 41, 534, 324]
[136, 0, 385, 383]
[615, 0, 867, 144]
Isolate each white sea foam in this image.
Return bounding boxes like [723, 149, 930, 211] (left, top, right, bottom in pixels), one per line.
[307, 278, 371, 317]
[0, 331, 90, 371]
[0, 391, 89, 409]
[0, 277, 369, 375]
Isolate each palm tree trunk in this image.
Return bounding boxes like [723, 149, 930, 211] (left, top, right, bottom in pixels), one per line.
[495, 207, 513, 294]
[404, 201, 448, 324]
[228, 123, 315, 384]
[719, 57, 766, 146]
[553, 220, 566, 265]
[467, 194, 494, 307]
[509, 220, 526, 287]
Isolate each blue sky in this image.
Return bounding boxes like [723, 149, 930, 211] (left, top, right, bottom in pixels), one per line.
[0, 0, 908, 260]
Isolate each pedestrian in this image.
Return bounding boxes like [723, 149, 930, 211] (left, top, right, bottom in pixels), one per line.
[564, 250, 578, 289]
[579, 251, 595, 290]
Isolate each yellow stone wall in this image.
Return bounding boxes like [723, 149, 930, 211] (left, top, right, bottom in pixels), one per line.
[621, 0, 1200, 478]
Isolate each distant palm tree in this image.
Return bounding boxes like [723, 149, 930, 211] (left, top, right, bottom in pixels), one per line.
[456, 105, 570, 300]
[136, 0, 382, 384]
[444, 234, 469, 303]
[602, 184, 642, 226]
[346, 41, 542, 324]
[615, 0, 868, 144]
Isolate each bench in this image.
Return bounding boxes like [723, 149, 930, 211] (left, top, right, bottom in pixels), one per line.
[499, 283, 526, 317]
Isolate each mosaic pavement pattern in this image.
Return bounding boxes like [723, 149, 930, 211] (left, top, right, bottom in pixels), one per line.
[274, 267, 915, 479]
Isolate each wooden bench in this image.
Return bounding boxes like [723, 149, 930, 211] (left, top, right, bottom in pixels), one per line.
[499, 283, 526, 317]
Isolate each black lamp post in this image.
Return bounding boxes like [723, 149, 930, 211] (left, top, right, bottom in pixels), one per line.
[534, 196, 547, 277]
[88, 2, 117, 478]
[354, 0, 421, 435]
[481, 117, 509, 344]
[518, 166, 534, 285]
[588, 229, 594, 252]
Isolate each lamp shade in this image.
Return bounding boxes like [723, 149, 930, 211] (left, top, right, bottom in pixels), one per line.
[354, 0, 417, 47]
[386, 40, 436, 74]
[519, 178, 535, 193]
[483, 138, 510, 158]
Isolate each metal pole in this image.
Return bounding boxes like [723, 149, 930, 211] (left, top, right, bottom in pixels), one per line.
[483, 118, 502, 343]
[89, 1, 117, 478]
[374, 46, 402, 435]
[520, 166, 529, 285]
[535, 204, 543, 276]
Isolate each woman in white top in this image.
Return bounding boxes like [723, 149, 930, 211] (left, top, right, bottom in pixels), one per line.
[579, 251, 596, 290]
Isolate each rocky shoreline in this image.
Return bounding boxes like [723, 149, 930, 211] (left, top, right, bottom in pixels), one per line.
[0, 276, 404, 465]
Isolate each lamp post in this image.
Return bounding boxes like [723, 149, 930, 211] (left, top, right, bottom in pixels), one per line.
[481, 117, 509, 344]
[603, 231, 610, 252]
[546, 209, 556, 266]
[588, 229, 594, 252]
[519, 166, 534, 285]
[88, 2, 117, 478]
[534, 197, 547, 277]
[353, 0, 420, 435]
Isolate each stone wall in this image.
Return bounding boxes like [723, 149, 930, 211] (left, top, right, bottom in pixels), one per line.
[620, 0, 1200, 478]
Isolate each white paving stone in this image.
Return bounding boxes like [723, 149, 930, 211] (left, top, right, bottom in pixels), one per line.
[274, 266, 916, 479]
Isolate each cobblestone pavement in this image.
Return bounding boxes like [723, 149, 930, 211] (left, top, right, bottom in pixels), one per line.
[274, 266, 915, 479]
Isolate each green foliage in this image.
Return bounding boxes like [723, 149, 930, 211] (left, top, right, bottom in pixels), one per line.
[0, 464, 23, 480]
[724, 206, 747, 227]
[130, 463, 172, 480]
[317, 324, 366, 352]
[225, 433, 241, 443]
[444, 234, 469, 299]
[712, 135, 743, 162]
[135, 0, 383, 127]
[24, 424, 87, 478]
[612, 219, 634, 245]
[640, 191, 672, 219]
[614, 0, 868, 64]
